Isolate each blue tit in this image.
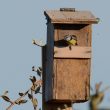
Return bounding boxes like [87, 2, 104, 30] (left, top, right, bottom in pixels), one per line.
[64, 35, 77, 50]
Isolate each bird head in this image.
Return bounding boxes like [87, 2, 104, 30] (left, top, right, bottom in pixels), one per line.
[64, 35, 77, 41]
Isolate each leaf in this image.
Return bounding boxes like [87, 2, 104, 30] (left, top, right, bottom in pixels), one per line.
[1, 95, 10, 102]
[32, 39, 36, 45]
[31, 85, 36, 91]
[24, 90, 29, 95]
[32, 66, 35, 71]
[38, 67, 42, 72]
[32, 98, 38, 108]
[28, 93, 32, 99]
[19, 92, 24, 96]
[37, 69, 42, 77]
[95, 82, 102, 93]
[35, 86, 41, 94]
[3, 91, 8, 95]
[33, 76, 36, 82]
[19, 99, 28, 104]
[15, 99, 28, 105]
[29, 76, 36, 84]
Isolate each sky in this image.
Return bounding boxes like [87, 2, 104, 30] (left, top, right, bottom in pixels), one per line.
[0, 0, 110, 110]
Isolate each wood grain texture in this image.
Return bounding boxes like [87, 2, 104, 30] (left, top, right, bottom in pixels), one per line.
[44, 22, 54, 102]
[54, 46, 91, 58]
[52, 24, 91, 102]
[43, 15, 92, 102]
[44, 10, 98, 24]
[55, 59, 90, 102]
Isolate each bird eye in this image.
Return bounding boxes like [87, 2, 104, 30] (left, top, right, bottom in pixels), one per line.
[71, 35, 77, 40]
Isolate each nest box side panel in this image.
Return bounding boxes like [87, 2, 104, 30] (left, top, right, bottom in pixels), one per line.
[43, 22, 55, 102]
[54, 24, 92, 102]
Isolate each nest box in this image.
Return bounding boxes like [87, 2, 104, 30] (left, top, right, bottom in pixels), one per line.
[42, 8, 98, 103]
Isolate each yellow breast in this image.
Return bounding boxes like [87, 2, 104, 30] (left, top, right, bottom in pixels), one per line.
[67, 39, 77, 45]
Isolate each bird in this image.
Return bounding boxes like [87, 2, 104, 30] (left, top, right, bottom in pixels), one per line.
[64, 35, 77, 50]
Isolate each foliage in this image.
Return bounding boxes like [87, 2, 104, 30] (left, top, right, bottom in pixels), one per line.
[0, 66, 42, 110]
[89, 82, 110, 110]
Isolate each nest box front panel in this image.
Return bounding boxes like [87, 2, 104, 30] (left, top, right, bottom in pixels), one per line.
[53, 24, 91, 102]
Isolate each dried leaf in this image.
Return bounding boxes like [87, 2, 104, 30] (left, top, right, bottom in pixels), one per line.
[38, 67, 42, 72]
[32, 98, 38, 108]
[15, 99, 27, 105]
[19, 99, 28, 104]
[32, 66, 35, 71]
[33, 76, 36, 82]
[1, 95, 10, 102]
[95, 82, 102, 93]
[3, 91, 8, 95]
[35, 86, 41, 94]
[32, 39, 36, 45]
[24, 90, 29, 95]
[30, 76, 36, 84]
[28, 93, 32, 99]
[37, 69, 42, 77]
[31, 85, 36, 91]
[19, 92, 24, 96]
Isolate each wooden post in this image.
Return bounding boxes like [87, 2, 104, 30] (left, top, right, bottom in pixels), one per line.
[43, 102, 73, 110]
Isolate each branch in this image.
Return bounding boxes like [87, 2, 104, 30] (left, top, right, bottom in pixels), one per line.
[6, 80, 42, 110]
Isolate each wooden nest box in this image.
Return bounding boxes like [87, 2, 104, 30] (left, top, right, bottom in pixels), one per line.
[42, 8, 98, 103]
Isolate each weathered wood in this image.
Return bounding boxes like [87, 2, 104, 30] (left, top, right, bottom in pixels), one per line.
[54, 46, 91, 58]
[42, 9, 98, 110]
[44, 10, 98, 24]
[42, 46, 73, 110]
[53, 24, 91, 102]
[43, 103, 73, 110]
[43, 23, 92, 102]
[54, 59, 90, 102]
[44, 22, 54, 101]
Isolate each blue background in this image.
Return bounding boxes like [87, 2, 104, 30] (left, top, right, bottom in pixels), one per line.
[0, 0, 110, 110]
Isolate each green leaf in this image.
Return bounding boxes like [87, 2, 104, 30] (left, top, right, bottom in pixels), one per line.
[1, 95, 10, 102]
[19, 92, 24, 96]
[28, 93, 32, 99]
[35, 86, 41, 94]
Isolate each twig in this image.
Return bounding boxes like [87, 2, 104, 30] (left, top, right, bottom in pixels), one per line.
[6, 80, 42, 110]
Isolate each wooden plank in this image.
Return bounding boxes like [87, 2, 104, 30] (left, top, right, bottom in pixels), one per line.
[44, 22, 54, 102]
[54, 46, 91, 58]
[55, 59, 90, 102]
[44, 10, 98, 24]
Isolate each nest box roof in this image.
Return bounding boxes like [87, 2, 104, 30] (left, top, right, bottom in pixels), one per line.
[44, 8, 99, 24]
